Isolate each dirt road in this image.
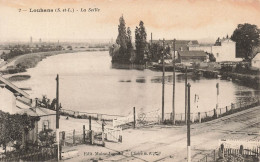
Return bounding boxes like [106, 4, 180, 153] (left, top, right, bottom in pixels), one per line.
[64, 106, 260, 162]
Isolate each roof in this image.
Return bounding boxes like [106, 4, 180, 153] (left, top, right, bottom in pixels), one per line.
[221, 38, 235, 43]
[252, 53, 260, 61]
[178, 51, 207, 57]
[0, 76, 30, 98]
[151, 40, 199, 52]
[18, 107, 56, 117]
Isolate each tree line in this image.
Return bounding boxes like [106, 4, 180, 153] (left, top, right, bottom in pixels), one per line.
[110, 17, 260, 65]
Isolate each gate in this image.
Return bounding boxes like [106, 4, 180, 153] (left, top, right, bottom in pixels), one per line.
[136, 109, 160, 127]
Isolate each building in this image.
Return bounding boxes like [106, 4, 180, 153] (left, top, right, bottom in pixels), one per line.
[0, 76, 31, 114]
[18, 106, 56, 144]
[177, 51, 207, 63]
[251, 53, 260, 69]
[189, 38, 242, 62]
[151, 40, 199, 52]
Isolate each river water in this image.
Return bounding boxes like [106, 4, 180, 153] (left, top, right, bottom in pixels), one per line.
[13, 51, 259, 116]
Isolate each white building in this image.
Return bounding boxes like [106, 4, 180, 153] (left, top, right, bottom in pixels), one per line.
[251, 53, 260, 69]
[189, 38, 242, 62]
[0, 76, 31, 114]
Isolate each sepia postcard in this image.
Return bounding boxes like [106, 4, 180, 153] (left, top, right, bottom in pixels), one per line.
[0, 0, 260, 161]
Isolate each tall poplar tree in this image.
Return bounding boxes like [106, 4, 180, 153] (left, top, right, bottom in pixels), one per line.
[116, 16, 127, 59]
[135, 21, 147, 64]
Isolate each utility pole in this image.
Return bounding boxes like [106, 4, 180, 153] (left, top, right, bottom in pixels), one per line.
[216, 83, 219, 109]
[185, 67, 188, 124]
[56, 74, 60, 160]
[187, 83, 191, 162]
[172, 39, 176, 124]
[161, 39, 165, 122]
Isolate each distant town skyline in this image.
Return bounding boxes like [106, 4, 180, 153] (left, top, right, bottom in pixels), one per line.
[0, 0, 259, 43]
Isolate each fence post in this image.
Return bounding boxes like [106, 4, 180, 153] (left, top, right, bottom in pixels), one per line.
[133, 107, 136, 129]
[89, 116, 92, 131]
[73, 129, 75, 145]
[62, 131, 65, 146]
[213, 150, 216, 161]
[198, 112, 201, 123]
[102, 120, 105, 147]
[119, 127, 122, 142]
[91, 130, 94, 145]
[226, 106, 228, 113]
[83, 125, 86, 144]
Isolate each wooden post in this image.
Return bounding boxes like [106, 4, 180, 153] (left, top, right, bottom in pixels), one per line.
[73, 129, 75, 145]
[89, 116, 92, 131]
[198, 112, 201, 123]
[133, 107, 136, 129]
[89, 116, 93, 145]
[213, 149, 216, 161]
[83, 125, 86, 144]
[172, 38, 176, 125]
[102, 120, 105, 147]
[60, 131, 64, 146]
[162, 39, 165, 122]
[187, 83, 191, 162]
[56, 74, 60, 161]
[185, 67, 188, 124]
[226, 106, 228, 113]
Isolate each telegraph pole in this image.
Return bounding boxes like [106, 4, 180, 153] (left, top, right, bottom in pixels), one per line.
[187, 83, 191, 162]
[56, 74, 60, 160]
[162, 39, 165, 122]
[185, 67, 188, 124]
[172, 39, 176, 124]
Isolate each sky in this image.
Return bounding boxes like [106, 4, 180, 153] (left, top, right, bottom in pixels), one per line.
[0, 0, 260, 42]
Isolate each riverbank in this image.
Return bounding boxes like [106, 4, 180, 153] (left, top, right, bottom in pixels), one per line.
[0, 48, 108, 76]
[151, 63, 260, 89]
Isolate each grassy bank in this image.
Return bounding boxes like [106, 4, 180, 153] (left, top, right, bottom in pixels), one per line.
[0, 50, 84, 75]
[8, 75, 31, 82]
[13, 50, 76, 69]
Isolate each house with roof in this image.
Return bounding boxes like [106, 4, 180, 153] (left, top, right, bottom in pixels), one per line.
[0, 75, 57, 145]
[189, 37, 242, 62]
[151, 40, 199, 52]
[0, 76, 31, 114]
[177, 51, 208, 64]
[18, 106, 56, 144]
[251, 53, 260, 69]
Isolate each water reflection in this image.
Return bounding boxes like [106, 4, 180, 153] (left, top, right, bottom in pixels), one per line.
[14, 51, 259, 115]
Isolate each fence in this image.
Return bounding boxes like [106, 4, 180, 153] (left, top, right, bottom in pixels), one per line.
[60, 109, 124, 122]
[61, 122, 122, 148]
[112, 108, 160, 128]
[198, 139, 260, 162]
[198, 149, 217, 162]
[0, 147, 57, 161]
[165, 97, 260, 124]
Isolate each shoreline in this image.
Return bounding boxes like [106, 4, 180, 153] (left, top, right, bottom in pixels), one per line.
[0, 49, 108, 76]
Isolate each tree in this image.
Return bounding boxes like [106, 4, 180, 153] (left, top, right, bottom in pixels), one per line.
[135, 21, 147, 64]
[126, 27, 134, 62]
[116, 16, 127, 59]
[0, 111, 40, 152]
[231, 23, 260, 60]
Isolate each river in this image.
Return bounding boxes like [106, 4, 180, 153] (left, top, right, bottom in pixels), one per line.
[13, 51, 259, 116]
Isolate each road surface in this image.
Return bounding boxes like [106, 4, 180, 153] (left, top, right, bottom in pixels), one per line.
[63, 105, 260, 162]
